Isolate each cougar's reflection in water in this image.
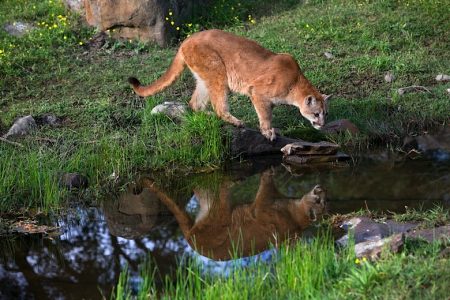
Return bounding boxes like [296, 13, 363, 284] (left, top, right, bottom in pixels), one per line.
[137, 169, 327, 260]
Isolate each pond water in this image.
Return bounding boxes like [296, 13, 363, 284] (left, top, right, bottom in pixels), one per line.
[1, 156, 449, 299]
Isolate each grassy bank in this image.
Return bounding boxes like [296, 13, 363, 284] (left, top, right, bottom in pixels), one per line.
[113, 229, 449, 300]
[1, 0, 449, 212]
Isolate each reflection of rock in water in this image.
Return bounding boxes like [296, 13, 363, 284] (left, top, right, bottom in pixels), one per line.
[102, 185, 162, 239]
[140, 169, 327, 260]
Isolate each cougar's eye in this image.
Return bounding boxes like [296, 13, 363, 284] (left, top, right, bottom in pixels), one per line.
[314, 113, 320, 118]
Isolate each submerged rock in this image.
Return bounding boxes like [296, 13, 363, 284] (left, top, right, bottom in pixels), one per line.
[151, 101, 187, 120]
[59, 173, 89, 190]
[3, 115, 36, 138]
[283, 152, 350, 165]
[281, 141, 339, 156]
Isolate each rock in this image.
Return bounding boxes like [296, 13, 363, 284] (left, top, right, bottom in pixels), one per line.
[405, 225, 450, 243]
[3, 115, 36, 138]
[81, 0, 208, 46]
[281, 141, 339, 156]
[151, 101, 187, 120]
[438, 247, 450, 259]
[283, 152, 350, 165]
[229, 127, 300, 156]
[435, 74, 450, 82]
[336, 217, 416, 247]
[321, 119, 359, 135]
[354, 233, 404, 260]
[324, 52, 334, 59]
[34, 114, 62, 127]
[59, 173, 89, 190]
[384, 71, 395, 83]
[3, 21, 35, 37]
[86, 31, 108, 50]
[402, 126, 450, 161]
[63, 0, 85, 14]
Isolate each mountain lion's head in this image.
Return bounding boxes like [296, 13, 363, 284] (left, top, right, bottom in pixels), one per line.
[300, 94, 332, 130]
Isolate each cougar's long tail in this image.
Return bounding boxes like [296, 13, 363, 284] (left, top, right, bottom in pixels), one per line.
[128, 49, 185, 97]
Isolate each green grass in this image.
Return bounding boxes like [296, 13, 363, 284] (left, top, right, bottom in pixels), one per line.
[1, 0, 449, 212]
[113, 231, 450, 299]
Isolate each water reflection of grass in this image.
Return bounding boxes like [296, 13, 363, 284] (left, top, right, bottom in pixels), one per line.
[1, 0, 449, 213]
[113, 230, 449, 299]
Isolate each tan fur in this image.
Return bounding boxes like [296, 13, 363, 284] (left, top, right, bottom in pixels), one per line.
[129, 29, 331, 141]
[140, 170, 327, 260]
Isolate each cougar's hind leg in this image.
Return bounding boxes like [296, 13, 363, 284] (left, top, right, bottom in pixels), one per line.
[184, 45, 244, 127]
[208, 82, 244, 127]
[189, 72, 210, 111]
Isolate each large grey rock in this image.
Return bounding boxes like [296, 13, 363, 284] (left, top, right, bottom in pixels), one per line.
[82, 0, 209, 46]
[3, 115, 36, 138]
[336, 217, 417, 246]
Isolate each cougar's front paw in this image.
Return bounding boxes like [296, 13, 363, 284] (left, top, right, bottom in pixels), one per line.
[261, 128, 276, 142]
[235, 119, 245, 128]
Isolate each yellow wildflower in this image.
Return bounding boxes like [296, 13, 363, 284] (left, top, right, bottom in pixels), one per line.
[170, 21, 174, 26]
[169, 11, 173, 16]
[251, 19, 256, 24]
[165, 17, 169, 21]
[188, 23, 192, 27]
[63, 36, 67, 40]
[53, 24, 58, 28]
[355, 258, 360, 264]
[176, 26, 180, 31]
[79, 41, 83, 45]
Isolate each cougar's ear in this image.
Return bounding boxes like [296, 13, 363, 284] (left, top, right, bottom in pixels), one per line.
[306, 95, 316, 106]
[322, 94, 333, 102]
